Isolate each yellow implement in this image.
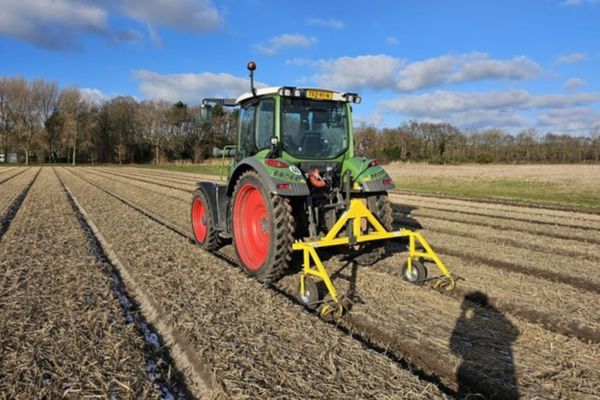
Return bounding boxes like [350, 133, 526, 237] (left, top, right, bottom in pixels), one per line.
[292, 199, 456, 319]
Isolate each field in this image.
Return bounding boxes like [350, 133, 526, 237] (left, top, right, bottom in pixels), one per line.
[384, 163, 600, 211]
[1, 165, 599, 399]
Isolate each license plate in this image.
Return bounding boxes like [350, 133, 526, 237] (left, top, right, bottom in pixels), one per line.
[306, 90, 333, 100]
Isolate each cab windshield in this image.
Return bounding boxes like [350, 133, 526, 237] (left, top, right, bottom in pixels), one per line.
[281, 98, 348, 159]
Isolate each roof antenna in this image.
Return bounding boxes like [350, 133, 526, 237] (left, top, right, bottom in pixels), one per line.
[247, 61, 257, 96]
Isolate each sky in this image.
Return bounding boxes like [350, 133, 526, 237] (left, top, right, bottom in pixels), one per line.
[1, 0, 599, 134]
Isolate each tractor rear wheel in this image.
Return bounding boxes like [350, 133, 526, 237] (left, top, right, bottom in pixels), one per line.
[353, 193, 393, 266]
[191, 189, 223, 251]
[232, 170, 294, 283]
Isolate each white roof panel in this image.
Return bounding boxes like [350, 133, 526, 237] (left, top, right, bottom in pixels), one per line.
[235, 86, 352, 104]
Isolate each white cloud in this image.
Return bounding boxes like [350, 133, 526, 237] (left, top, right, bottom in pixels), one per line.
[555, 52, 588, 64]
[560, 0, 599, 5]
[255, 33, 317, 55]
[305, 18, 344, 29]
[381, 90, 599, 115]
[449, 53, 541, 83]
[0, 0, 220, 50]
[314, 54, 404, 90]
[123, 0, 220, 33]
[0, 0, 110, 50]
[538, 108, 600, 131]
[133, 70, 266, 104]
[285, 58, 315, 66]
[564, 77, 586, 90]
[385, 36, 400, 46]
[530, 92, 599, 108]
[380, 89, 600, 131]
[353, 112, 385, 127]
[396, 55, 455, 91]
[79, 88, 110, 104]
[309, 52, 542, 92]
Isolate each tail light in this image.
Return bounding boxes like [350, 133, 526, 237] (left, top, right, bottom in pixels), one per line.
[265, 159, 289, 168]
[368, 159, 380, 168]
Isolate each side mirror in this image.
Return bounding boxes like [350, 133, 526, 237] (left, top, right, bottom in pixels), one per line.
[267, 136, 281, 158]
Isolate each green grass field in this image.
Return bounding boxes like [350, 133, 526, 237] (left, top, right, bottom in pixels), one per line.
[398, 176, 600, 210]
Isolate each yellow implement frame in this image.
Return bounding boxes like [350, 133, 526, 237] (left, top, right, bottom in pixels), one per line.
[292, 199, 456, 318]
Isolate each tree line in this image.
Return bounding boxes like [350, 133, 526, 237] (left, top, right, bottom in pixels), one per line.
[355, 122, 600, 164]
[1, 76, 599, 165]
[0, 76, 237, 165]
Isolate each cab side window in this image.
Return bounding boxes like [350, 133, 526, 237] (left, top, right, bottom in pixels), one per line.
[256, 98, 274, 150]
[238, 102, 257, 158]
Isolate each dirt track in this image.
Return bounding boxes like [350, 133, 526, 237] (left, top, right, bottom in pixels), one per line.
[65, 166, 600, 399]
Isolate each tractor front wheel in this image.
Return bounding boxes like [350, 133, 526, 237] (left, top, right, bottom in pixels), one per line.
[232, 170, 294, 283]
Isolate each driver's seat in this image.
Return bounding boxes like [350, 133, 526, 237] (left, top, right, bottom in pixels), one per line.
[301, 132, 322, 156]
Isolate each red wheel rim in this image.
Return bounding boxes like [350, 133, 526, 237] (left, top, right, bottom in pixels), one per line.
[192, 196, 207, 242]
[233, 183, 270, 270]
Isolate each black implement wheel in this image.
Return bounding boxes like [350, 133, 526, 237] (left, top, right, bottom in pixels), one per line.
[231, 170, 294, 283]
[297, 277, 320, 310]
[191, 189, 223, 251]
[402, 259, 428, 284]
[353, 193, 393, 266]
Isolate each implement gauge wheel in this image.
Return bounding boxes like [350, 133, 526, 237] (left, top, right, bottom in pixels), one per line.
[191, 189, 223, 251]
[232, 170, 294, 283]
[402, 259, 428, 284]
[297, 277, 320, 310]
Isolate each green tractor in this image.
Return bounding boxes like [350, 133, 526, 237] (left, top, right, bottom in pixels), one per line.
[192, 62, 454, 317]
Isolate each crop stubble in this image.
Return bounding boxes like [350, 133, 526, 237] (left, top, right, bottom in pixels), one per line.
[71, 167, 600, 399]
[87, 167, 600, 337]
[0, 169, 163, 399]
[57, 167, 448, 399]
[0, 168, 38, 218]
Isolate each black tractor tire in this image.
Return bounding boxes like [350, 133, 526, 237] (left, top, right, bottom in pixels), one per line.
[231, 170, 294, 283]
[353, 193, 393, 266]
[191, 189, 223, 251]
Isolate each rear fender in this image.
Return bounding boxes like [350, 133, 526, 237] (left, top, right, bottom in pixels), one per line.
[196, 181, 229, 232]
[226, 158, 309, 196]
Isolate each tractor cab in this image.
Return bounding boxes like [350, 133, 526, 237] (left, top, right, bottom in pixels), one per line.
[234, 86, 358, 163]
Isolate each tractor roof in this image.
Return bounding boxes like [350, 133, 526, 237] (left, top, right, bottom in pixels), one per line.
[236, 86, 359, 105]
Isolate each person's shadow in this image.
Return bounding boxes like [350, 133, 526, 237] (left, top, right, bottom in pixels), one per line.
[450, 291, 520, 399]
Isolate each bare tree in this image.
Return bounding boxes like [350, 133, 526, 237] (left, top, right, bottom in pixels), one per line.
[0, 77, 11, 155]
[58, 88, 86, 165]
[138, 100, 170, 164]
[33, 79, 59, 162]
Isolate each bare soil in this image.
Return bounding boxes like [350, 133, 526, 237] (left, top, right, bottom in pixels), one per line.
[71, 167, 600, 399]
[0, 169, 162, 399]
[57, 167, 448, 399]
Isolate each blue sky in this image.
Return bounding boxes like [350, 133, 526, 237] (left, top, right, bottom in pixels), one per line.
[1, 0, 599, 133]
